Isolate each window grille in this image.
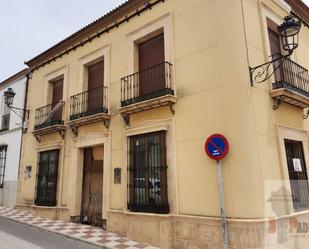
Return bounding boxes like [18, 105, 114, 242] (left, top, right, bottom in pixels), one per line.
[0, 146, 7, 188]
[128, 131, 169, 213]
[35, 150, 59, 206]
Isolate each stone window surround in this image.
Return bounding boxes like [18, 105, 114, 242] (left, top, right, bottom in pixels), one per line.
[277, 124, 309, 215]
[121, 118, 178, 215]
[259, 2, 296, 63]
[126, 12, 176, 95]
[77, 45, 111, 115]
[43, 66, 68, 120]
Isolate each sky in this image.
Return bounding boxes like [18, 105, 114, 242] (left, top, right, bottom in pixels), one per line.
[0, 0, 127, 82]
[1, 0, 309, 82]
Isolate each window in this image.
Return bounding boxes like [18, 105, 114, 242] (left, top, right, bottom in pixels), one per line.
[138, 33, 166, 96]
[51, 78, 64, 123]
[87, 60, 104, 114]
[0, 146, 7, 188]
[128, 131, 169, 213]
[284, 139, 309, 211]
[268, 24, 284, 82]
[35, 150, 59, 206]
[1, 97, 10, 131]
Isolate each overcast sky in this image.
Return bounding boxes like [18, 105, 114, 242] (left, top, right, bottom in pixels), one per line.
[0, 0, 127, 82]
[1, 0, 309, 82]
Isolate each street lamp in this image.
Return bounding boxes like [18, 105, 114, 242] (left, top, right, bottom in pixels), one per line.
[4, 88, 16, 107]
[3, 88, 29, 120]
[250, 15, 301, 85]
[278, 15, 301, 53]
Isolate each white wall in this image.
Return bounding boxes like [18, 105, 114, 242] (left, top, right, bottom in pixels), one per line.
[0, 76, 26, 182]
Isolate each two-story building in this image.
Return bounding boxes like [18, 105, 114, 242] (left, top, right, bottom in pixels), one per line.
[15, 0, 309, 248]
[0, 69, 28, 208]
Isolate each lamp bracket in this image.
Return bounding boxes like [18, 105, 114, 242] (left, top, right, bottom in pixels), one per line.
[250, 53, 291, 85]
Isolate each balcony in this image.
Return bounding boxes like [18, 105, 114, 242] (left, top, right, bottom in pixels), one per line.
[33, 101, 65, 141]
[119, 62, 176, 117]
[67, 86, 110, 134]
[270, 57, 309, 111]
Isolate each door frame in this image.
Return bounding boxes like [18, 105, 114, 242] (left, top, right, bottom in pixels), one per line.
[277, 124, 309, 215]
[68, 132, 110, 220]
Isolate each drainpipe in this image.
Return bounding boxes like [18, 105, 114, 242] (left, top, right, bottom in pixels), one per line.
[16, 71, 30, 196]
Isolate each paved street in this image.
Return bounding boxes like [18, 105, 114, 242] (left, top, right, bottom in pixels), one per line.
[0, 216, 101, 249]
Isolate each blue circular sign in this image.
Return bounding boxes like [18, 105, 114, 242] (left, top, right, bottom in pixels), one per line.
[205, 134, 229, 160]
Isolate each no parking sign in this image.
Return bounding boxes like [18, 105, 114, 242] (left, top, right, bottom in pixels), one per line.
[205, 134, 229, 160]
[204, 133, 229, 249]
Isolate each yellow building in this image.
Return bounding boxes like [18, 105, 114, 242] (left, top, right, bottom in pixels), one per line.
[15, 0, 309, 248]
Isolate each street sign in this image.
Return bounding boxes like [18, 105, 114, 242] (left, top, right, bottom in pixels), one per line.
[205, 134, 229, 160]
[204, 133, 229, 249]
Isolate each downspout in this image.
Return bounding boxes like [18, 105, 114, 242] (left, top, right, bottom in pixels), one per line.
[16, 71, 30, 194]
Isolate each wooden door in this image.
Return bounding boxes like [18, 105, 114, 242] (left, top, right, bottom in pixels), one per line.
[284, 139, 309, 211]
[88, 61, 104, 114]
[268, 28, 283, 82]
[138, 33, 165, 96]
[81, 146, 103, 226]
[51, 78, 63, 122]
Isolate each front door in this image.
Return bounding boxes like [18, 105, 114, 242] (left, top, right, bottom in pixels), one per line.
[80, 146, 103, 226]
[284, 139, 309, 211]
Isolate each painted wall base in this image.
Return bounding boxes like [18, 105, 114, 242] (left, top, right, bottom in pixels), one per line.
[2, 180, 18, 208]
[15, 204, 70, 222]
[107, 210, 309, 249]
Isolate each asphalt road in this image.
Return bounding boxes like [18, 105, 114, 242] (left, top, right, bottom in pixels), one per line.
[0, 216, 102, 249]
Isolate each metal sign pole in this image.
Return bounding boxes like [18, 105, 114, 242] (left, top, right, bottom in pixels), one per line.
[217, 159, 228, 249]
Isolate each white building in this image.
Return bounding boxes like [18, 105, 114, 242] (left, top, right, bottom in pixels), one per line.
[0, 69, 28, 207]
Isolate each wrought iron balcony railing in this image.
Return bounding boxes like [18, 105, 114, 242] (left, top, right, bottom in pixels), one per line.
[121, 62, 174, 107]
[272, 57, 309, 97]
[70, 85, 108, 120]
[34, 102, 64, 130]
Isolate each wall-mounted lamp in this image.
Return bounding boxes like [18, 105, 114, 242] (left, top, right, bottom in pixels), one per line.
[249, 16, 301, 85]
[4, 88, 29, 120]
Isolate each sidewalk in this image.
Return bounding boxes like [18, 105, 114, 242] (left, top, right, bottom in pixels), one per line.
[0, 207, 159, 249]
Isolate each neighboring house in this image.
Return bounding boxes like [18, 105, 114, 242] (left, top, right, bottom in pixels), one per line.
[15, 0, 309, 248]
[0, 69, 28, 208]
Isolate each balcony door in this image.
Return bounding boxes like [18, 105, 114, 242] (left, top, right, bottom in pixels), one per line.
[268, 28, 283, 82]
[138, 33, 165, 96]
[88, 61, 104, 115]
[51, 78, 63, 123]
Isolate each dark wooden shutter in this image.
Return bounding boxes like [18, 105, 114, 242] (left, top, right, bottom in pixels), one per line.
[284, 139, 309, 211]
[268, 28, 283, 82]
[138, 33, 165, 96]
[36, 150, 59, 206]
[52, 78, 63, 122]
[88, 61, 104, 113]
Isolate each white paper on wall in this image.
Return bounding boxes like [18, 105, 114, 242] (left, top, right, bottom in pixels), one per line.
[293, 158, 302, 172]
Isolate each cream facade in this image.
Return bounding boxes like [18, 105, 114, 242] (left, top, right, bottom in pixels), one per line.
[16, 0, 309, 248]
